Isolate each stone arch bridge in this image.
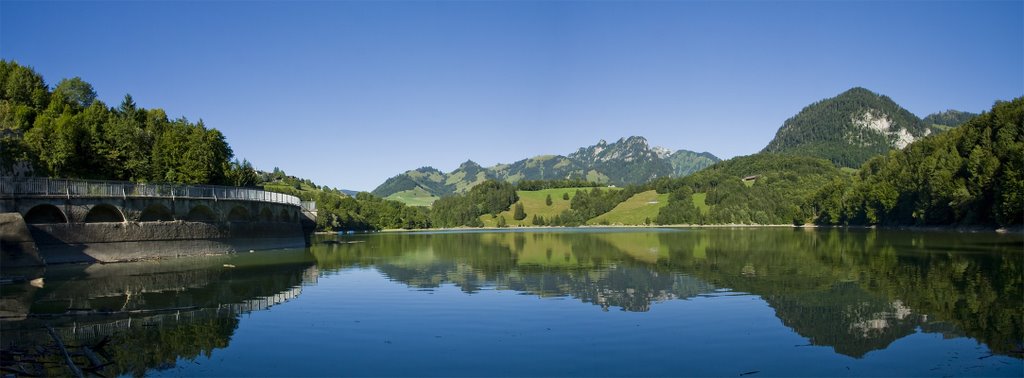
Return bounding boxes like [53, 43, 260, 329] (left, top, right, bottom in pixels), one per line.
[1, 177, 313, 266]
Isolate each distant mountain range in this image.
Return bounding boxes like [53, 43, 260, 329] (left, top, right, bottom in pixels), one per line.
[761, 87, 977, 168]
[373, 87, 979, 205]
[371, 136, 720, 202]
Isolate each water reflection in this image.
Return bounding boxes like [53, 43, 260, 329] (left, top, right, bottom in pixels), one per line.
[1, 249, 316, 376]
[1, 228, 1021, 376]
[312, 229, 1023, 358]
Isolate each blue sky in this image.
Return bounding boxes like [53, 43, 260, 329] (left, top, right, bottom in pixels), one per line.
[2, 1, 1022, 191]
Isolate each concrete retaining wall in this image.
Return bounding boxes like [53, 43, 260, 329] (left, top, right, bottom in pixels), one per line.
[28, 221, 305, 264]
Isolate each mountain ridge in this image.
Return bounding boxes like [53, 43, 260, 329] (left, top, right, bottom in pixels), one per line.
[371, 136, 720, 203]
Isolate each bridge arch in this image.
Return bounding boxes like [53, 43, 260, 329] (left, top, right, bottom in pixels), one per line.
[227, 206, 251, 222]
[259, 207, 274, 222]
[279, 209, 292, 223]
[186, 205, 217, 222]
[83, 204, 125, 223]
[139, 204, 175, 222]
[24, 204, 68, 224]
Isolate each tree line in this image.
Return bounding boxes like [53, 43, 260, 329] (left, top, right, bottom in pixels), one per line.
[1, 61, 258, 186]
[515, 179, 602, 191]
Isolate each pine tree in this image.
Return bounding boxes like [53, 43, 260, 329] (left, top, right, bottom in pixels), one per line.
[497, 215, 507, 228]
[546, 194, 553, 206]
[513, 203, 526, 220]
[562, 192, 570, 200]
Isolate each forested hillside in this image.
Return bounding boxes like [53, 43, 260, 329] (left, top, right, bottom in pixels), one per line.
[652, 154, 846, 225]
[809, 98, 1023, 227]
[0, 61, 255, 185]
[430, 180, 519, 228]
[762, 87, 930, 168]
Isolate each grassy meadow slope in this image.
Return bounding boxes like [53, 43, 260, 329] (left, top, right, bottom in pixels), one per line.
[479, 188, 620, 227]
[587, 190, 668, 225]
[385, 187, 440, 207]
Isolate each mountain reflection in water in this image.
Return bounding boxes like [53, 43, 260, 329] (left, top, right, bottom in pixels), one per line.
[312, 229, 1023, 358]
[1, 228, 1020, 376]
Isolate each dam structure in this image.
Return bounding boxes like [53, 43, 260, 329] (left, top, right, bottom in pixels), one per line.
[0, 177, 311, 266]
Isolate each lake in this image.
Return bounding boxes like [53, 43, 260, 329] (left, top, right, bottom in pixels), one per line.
[1, 228, 1021, 377]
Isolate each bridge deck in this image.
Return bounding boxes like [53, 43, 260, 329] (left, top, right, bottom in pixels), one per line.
[1, 177, 300, 206]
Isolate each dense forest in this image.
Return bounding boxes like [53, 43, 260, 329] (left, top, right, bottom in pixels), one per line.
[809, 98, 1023, 227]
[0, 61, 256, 186]
[430, 180, 519, 227]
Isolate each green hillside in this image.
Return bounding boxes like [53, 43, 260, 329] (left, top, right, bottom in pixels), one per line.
[691, 192, 709, 215]
[587, 190, 668, 225]
[371, 166, 451, 198]
[479, 188, 582, 227]
[384, 187, 440, 207]
[654, 154, 846, 225]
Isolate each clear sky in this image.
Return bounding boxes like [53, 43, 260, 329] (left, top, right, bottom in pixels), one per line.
[2, 1, 1022, 191]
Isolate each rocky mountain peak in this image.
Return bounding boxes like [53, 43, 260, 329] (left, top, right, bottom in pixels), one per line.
[652, 146, 673, 159]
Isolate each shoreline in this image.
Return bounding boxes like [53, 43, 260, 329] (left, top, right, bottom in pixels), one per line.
[322, 223, 1023, 235]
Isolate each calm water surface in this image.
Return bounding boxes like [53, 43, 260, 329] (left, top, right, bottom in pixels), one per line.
[2, 228, 1022, 377]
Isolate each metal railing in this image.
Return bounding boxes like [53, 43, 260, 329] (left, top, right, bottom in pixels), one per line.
[0, 176, 301, 206]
